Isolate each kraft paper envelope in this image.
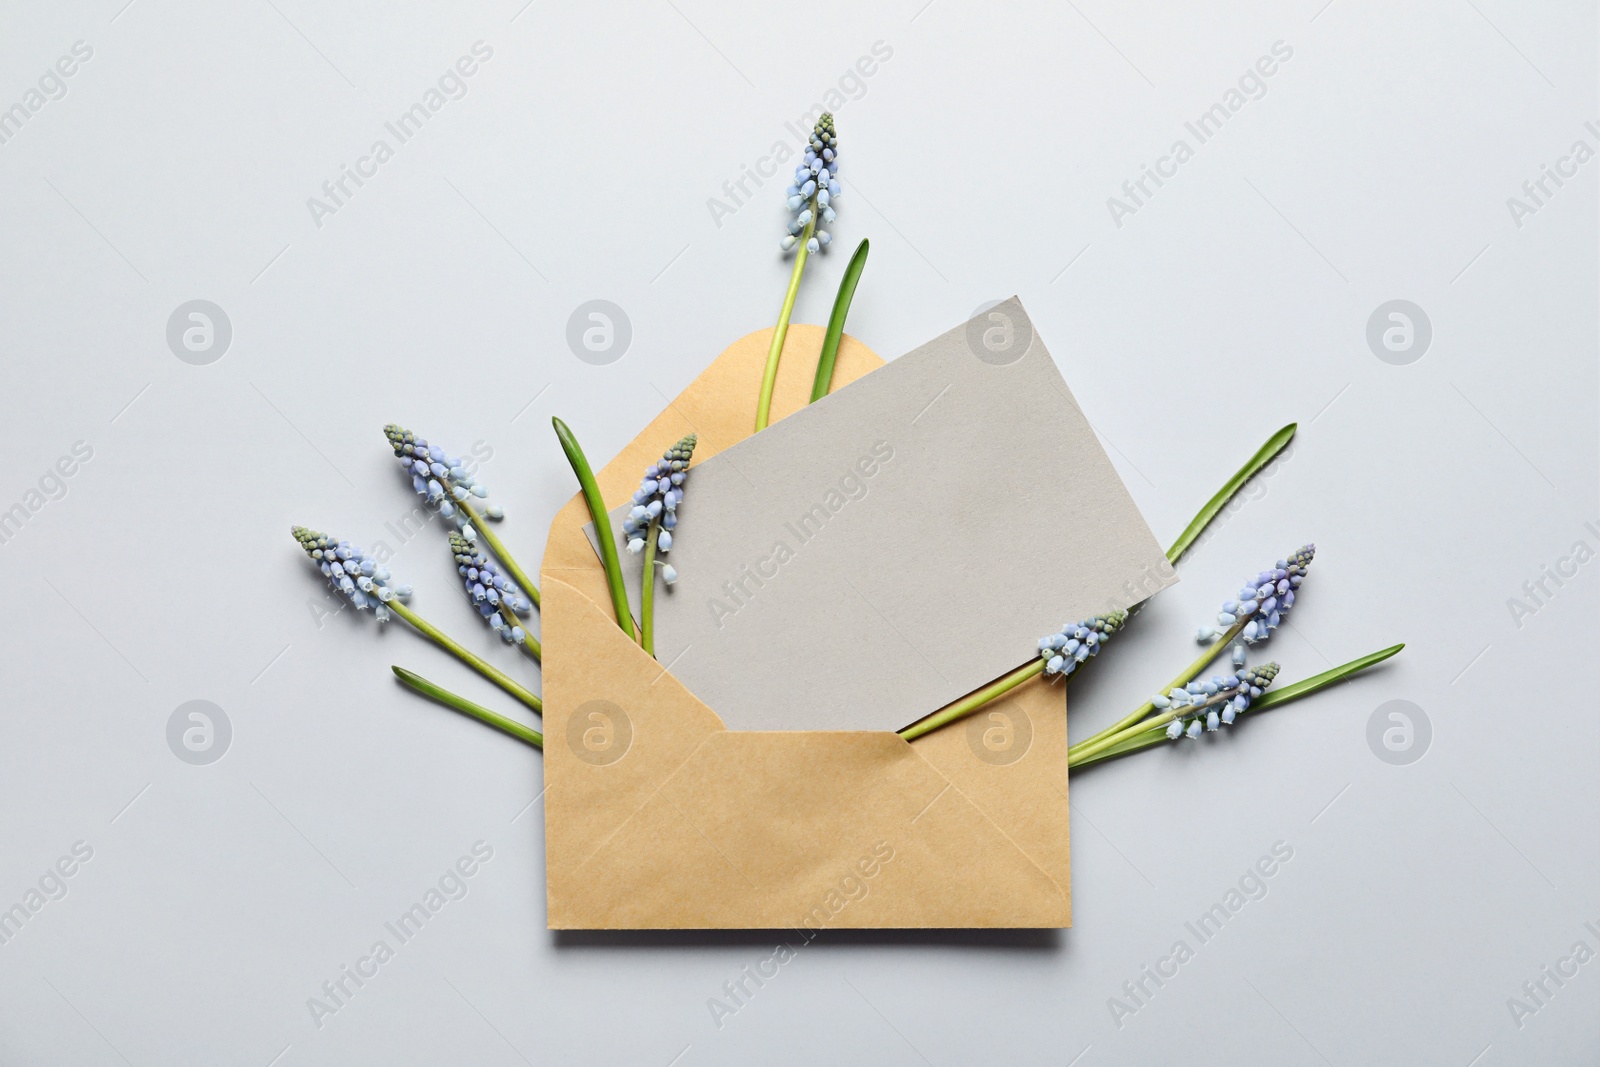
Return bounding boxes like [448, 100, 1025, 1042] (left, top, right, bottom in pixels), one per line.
[542, 324, 1082, 928]
[586, 297, 1175, 733]
[544, 323, 1081, 927]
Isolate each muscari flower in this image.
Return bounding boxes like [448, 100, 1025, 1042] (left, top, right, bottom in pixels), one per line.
[1038, 610, 1128, 677]
[449, 532, 532, 645]
[1161, 662, 1281, 739]
[292, 525, 410, 623]
[621, 433, 697, 578]
[1195, 543, 1316, 647]
[780, 113, 840, 256]
[384, 424, 501, 536]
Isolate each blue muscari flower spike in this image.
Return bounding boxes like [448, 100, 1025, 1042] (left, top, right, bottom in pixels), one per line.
[1037, 609, 1128, 678]
[780, 113, 840, 255]
[1164, 662, 1281, 740]
[384, 424, 502, 535]
[292, 525, 410, 623]
[1196, 543, 1315, 647]
[449, 532, 531, 645]
[622, 434, 697, 556]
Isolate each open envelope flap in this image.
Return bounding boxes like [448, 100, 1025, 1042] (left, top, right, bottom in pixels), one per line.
[543, 575, 1070, 929]
[541, 324, 881, 612]
[541, 324, 1072, 928]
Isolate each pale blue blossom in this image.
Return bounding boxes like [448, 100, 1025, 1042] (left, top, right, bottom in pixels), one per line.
[1166, 662, 1281, 741]
[292, 525, 406, 623]
[1207, 544, 1316, 645]
[449, 532, 532, 645]
[384, 424, 502, 533]
[622, 434, 697, 556]
[780, 113, 840, 254]
[1038, 610, 1128, 678]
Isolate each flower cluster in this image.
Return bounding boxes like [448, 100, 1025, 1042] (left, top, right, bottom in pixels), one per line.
[1159, 662, 1281, 739]
[781, 113, 840, 255]
[292, 525, 410, 622]
[384, 424, 501, 536]
[622, 434, 697, 578]
[1198, 543, 1315, 647]
[1038, 610, 1127, 677]
[449, 532, 532, 644]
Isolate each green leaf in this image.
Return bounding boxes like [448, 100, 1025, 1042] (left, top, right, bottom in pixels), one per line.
[1247, 643, 1404, 713]
[392, 666, 543, 748]
[552, 417, 636, 640]
[1166, 422, 1297, 564]
[810, 238, 870, 403]
[1069, 727, 1166, 769]
[1069, 643, 1405, 770]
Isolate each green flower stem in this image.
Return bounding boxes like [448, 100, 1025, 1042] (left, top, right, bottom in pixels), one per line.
[898, 658, 1046, 743]
[552, 416, 636, 641]
[1166, 423, 1296, 565]
[1069, 724, 1167, 769]
[640, 518, 661, 657]
[392, 666, 542, 748]
[457, 498, 541, 611]
[386, 598, 542, 714]
[754, 205, 817, 432]
[1067, 621, 1243, 760]
[1069, 643, 1406, 770]
[1071, 689, 1233, 765]
[810, 238, 869, 403]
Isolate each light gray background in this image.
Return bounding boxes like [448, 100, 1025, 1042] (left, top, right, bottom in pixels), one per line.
[0, 1, 1594, 1064]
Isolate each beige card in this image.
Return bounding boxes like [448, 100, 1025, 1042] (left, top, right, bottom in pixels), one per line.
[587, 297, 1175, 732]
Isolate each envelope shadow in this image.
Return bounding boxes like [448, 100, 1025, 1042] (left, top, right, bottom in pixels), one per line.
[553, 927, 1064, 951]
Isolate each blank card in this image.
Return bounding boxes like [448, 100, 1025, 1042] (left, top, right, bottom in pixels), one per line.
[588, 298, 1175, 732]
